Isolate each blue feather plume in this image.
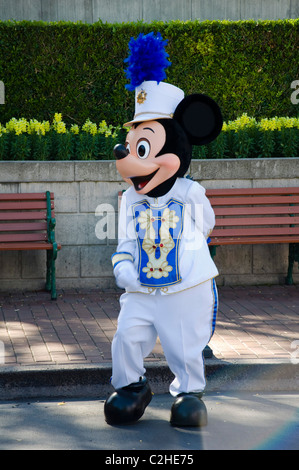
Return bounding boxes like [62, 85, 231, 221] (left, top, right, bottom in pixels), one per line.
[124, 32, 171, 91]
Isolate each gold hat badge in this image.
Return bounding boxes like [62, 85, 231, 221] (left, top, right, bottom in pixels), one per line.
[137, 89, 147, 104]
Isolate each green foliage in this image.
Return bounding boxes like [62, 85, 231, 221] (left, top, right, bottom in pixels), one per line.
[0, 114, 122, 160]
[192, 114, 299, 159]
[0, 19, 298, 127]
[279, 127, 299, 158]
[0, 113, 298, 160]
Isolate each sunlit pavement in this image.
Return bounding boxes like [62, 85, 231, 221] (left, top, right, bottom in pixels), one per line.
[0, 392, 298, 450]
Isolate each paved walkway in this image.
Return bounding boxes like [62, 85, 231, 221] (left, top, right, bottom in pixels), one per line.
[0, 285, 298, 368]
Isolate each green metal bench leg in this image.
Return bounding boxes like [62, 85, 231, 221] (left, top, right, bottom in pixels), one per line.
[46, 192, 59, 300]
[45, 246, 58, 300]
[50, 242, 58, 300]
[46, 250, 52, 292]
[286, 243, 299, 285]
[209, 245, 217, 260]
[51, 252, 57, 300]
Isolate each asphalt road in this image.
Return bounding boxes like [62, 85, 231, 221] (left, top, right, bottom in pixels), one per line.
[0, 391, 299, 451]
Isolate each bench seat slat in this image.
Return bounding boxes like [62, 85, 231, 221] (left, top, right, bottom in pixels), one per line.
[0, 242, 61, 251]
[210, 236, 299, 245]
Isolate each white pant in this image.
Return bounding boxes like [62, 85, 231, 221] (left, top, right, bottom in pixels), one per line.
[111, 279, 218, 396]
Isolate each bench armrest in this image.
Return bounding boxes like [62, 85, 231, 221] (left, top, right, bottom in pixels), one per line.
[47, 217, 56, 243]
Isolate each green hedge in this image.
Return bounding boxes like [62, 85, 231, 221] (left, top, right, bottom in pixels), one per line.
[0, 114, 124, 160]
[0, 113, 298, 160]
[0, 19, 298, 128]
[193, 114, 299, 159]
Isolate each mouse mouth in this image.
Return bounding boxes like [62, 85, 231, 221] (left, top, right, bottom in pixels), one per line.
[130, 169, 159, 191]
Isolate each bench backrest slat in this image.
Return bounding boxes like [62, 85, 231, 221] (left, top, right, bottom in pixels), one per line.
[0, 211, 49, 221]
[214, 206, 299, 216]
[215, 216, 299, 227]
[0, 201, 53, 210]
[0, 193, 54, 201]
[212, 226, 299, 238]
[208, 195, 299, 206]
[206, 187, 299, 196]
[0, 222, 48, 232]
[207, 187, 299, 244]
[0, 233, 48, 242]
[0, 192, 55, 245]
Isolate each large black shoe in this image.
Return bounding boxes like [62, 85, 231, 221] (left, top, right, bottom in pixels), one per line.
[104, 376, 152, 425]
[170, 392, 208, 427]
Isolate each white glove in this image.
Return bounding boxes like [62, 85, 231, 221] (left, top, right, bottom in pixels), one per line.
[114, 261, 140, 291]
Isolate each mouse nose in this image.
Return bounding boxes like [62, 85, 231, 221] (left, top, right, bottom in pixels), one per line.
[113, 144, 129, 160]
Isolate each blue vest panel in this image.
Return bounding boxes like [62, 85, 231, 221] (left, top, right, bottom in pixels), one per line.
[132, 198, 184, 288]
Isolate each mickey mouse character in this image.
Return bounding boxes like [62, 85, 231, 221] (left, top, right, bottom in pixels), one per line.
[104, 32, 223, 427]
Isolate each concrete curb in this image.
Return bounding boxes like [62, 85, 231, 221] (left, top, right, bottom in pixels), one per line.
[0, 359, 298, 400]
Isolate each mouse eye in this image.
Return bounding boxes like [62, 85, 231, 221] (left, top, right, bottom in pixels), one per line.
[137, 139, 150, 159]
[125, 142, 131, 154]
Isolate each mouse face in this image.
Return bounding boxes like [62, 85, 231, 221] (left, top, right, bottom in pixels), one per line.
[114, 94, 223, 198]
[117, 120, 180, 195]
[115, 119, 192, 197]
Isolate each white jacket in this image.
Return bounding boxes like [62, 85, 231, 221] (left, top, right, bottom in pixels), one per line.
[112, 177, 218, 295]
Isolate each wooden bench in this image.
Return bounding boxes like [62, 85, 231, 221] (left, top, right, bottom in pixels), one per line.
[206, 187, 299, 285]
[0, 191, 61, 300]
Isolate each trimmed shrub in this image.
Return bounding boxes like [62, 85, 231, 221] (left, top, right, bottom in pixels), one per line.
[193, 114, 299, 159]
[0, 113, 298, 160]
[0, 19, 298, 127]
[0, 114, 123, 160]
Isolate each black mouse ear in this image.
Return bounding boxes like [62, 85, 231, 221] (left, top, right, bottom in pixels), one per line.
[173, 94, 223, 145]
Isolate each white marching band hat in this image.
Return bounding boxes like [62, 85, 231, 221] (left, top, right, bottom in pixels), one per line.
[124, 32, 184, 127]
[124, 80, 185, 127]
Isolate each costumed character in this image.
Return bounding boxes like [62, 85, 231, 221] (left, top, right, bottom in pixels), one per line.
[104, 32, 223, 427]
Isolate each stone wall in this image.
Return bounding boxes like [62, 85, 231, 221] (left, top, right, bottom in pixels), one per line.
[0, 159, 298, 292]
[0, 0, 298, 23]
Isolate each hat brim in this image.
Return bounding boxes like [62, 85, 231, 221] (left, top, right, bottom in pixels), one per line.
[124, 113, 173, 127]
